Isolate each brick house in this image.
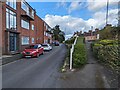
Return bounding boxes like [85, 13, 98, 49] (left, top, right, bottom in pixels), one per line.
[84, 29, 99, 41]
[35, 15, 44, 44]
[43, 22, 53, 44]
[1, 0, 52, 55]
[35, 16, 53, 44]
[0, 1, 2, 56]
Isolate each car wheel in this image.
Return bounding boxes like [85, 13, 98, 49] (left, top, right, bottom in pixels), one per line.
[36, 53, 39, 58]
[41, 51, 44, 55]
[22, 55, 25, 58]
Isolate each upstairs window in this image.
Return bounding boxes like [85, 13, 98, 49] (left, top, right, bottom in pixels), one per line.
[21, 19, 29, 29]
[31, 24, 34, 30]
[6, 0, 16, 10]
[31, 10, 34, 18]
[6, 8, 16, 29]
[21, 1, 29, 14]
[46, 25, 48, 30]
[46, 33, 48, 36]
[44, 32, 46, 36]
[44, 23, 46, 27]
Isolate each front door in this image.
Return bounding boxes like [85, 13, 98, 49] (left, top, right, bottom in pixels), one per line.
[9, 33, 17, 51]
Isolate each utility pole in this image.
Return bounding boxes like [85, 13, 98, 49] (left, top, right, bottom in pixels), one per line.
[106, 0, 109, 26]
[118, 1, 120, 26]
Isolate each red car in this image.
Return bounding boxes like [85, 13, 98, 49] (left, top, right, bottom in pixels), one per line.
[22, 44, 44, 58]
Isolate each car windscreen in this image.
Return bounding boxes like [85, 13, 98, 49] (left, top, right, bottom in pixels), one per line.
[42, 44, 48, 47]
[55, 42, 59, 44]
[29, 45, 38, 49]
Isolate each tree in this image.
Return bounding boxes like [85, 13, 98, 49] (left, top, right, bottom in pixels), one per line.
[52, 25, 65, 43]
[98, 25, 119, 40]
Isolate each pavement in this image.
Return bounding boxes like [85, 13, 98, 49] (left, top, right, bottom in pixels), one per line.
[2, 54, 23, 65]
[59, 41, 118, 88]
[2, 43, 119, 88]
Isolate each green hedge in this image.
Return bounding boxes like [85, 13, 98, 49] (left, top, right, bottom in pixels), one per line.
[92, 40, 119, 71]
[98, 40, 118, 46]
[73, 37, 87, 68]
[65, 37, 75, 44]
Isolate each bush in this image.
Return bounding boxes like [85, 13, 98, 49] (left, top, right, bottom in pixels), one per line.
[94, 43, 103, 47]
[98, 40, 118, 46]
[73, 37, 87, 68]
[65, 37, 75, 44]
[92, 40, 119, 71]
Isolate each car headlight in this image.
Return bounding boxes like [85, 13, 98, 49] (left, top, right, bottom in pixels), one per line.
[31, 51, 36, 54]
[22, 51, 25, 54]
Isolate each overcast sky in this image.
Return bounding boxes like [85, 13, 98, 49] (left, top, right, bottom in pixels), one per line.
[28, 0, 119, 39]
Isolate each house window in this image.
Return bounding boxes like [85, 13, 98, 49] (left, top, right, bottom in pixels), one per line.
[31, 10, 34, 18]
[32, 38, 34, 43]
[49, 34, 51, 37]
[46, 25, 48, 30]
[6, 8, 16, 29]
[22, 36, 29, 45]
[44, 23, 46, 27]
[46, 33, 48, 36]
[31, 24, 34, 30]
[21, 19, 29, 29]
[21, 1, 28, 11]
[44, 32, 46, 36]
[6, 0, 16, 10]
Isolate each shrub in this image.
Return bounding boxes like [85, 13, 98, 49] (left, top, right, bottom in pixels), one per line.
[92, 40, 119, 71]
[65, 37, 75, 44]
[94, 43, 103, 47]
[73, 37, 87, 68]
[99, 40, 118, 46]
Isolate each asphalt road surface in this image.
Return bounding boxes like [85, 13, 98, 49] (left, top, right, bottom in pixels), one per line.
[3, 44, 67, 88]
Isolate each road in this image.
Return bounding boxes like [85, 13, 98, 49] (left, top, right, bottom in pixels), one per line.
[3, 44, 67, 88]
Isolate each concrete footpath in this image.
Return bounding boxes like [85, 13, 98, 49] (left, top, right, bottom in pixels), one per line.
[2, 54, 22, 65]
[59, 41, 118, 88]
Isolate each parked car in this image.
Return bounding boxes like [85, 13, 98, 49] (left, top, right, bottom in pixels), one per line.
[54, 42, 59, 46]
[41, 44, 52, 51]
[22, 44, 44, 58]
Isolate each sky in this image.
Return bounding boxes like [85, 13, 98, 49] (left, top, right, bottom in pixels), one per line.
[27, 0, 119, 39]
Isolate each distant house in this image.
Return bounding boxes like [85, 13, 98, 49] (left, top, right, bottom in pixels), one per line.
[84, 29, 99, 41]
[43, 22, 53, 44]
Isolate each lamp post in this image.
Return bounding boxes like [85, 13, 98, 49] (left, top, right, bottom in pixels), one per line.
[118, 1, 120, 26]
[106, 0, 109, 26]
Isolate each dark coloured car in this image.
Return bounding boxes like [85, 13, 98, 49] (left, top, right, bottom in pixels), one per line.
[54, 42, 59, 46]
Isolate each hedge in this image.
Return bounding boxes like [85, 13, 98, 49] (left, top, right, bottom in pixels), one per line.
[65, 37, 75, 44]
[92, 40, 119, 71]
[98, 40, 118, 46]
[73, 37, 87, 68]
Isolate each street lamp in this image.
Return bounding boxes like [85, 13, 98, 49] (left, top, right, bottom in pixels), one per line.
[118, 1, 120, 26]
[106, 0, 109, 26]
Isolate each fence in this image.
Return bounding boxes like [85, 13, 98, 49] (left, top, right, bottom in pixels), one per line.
[70, 36, 78, 70]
